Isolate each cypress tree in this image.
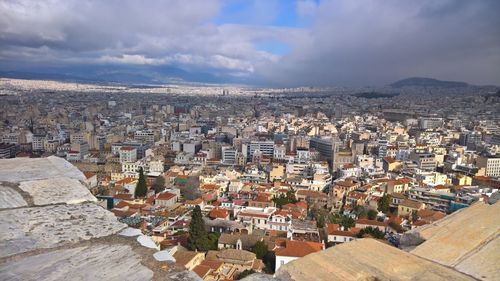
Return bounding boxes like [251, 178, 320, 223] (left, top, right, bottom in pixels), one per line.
[188, 205, 210, 251]
[134, 167, 148, 198]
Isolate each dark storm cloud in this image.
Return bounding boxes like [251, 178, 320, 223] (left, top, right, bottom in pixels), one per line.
[0, 0, 499, 86]
[261, 0, 500, 86]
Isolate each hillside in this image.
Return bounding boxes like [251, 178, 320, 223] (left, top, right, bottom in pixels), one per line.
[391, 77, 468, 88]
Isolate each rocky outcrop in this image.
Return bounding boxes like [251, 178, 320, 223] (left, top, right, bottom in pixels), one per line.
[269, 201, 499, 281]
[274, 239, 475, 281]
[0, 157, 200, 281]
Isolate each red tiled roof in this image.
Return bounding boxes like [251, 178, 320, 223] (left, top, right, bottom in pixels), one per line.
[208, 207, 229, 219]
[156, 192, 176, 201]
[356, 219, 387, 227]
[193, 265, 211, 278]
[275, 240, 323, 258]
[325, 223, 340, 235]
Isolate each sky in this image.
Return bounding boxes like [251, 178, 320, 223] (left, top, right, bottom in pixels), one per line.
[0, 0, 499, 86]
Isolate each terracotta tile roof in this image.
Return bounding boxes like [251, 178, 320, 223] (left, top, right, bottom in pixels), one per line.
[111, 209, 137, 217]
[113, 193, 133, 200]
[296, 190, 327, 198]
[193, 265, 211, 278]
[326, 223, 340, 235]
[417, 209, 446, 222]
[208, 207, 229, 219]
[275, 240, 323, 257]
[83, 172, 95, 179]
[356, 219, 387, 227]
[173, 250, 200, 267]
[200, 260, 223, 271]
[156, 192, 176, 201]
[383, 156, 396, 164]
[400, 199, 424, 209]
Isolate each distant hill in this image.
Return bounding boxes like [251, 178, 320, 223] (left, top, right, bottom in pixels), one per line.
[351, 92, 399, 99]
[391, 77, 468, 88]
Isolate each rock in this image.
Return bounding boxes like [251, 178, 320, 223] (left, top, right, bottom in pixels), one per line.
[154, 250, 176, 262]
[0, 157, 196, 280]
[137, 235, 158, 249]
[410, 202, 499, 268]
[119, 227, 142, 237]
[0, 244, 154, 281]
[0, 156, 85, 183]
[275, 239, 475, 281]
[0, 202, 126, 258]
[19, 177, 96, 205]
[0, 184, 27, 209]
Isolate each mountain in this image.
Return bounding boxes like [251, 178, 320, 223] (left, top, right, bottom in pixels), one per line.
[391, 77, 468, 88]
[0, 64, 253, 86]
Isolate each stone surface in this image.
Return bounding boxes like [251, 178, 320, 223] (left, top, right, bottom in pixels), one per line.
[455, 236, 500, 281]
[0, 202, 126, 258]
[275, 239, 475, 281]
[138, 235, 158, 249]
[410, 202, 500, 269]
[119, 227, 143, 237]
[0, 156, 85, 183]
[0, 244, 154, 281]
[154, 250, 176, 262]
[0, 157, 198, 281]
[0, 184, 27, 209]
[19, 177, 96, 205]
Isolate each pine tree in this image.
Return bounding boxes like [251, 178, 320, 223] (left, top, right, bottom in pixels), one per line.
[188, 205, 210, 251]
[134, 167, 148, 198]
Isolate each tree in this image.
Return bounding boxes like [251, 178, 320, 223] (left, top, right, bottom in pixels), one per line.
[367, 209, 378, 220]
[411, 210, 419, 222]
[236, 269, 256, 280]
[357, 227, 385, 239]
[316, 213, 325, 228]
[134, 167, 148, 198]
[378, 194, 392, 213]
[272, 189, 298, 209]
[153, 176, 165, 194]
[187, 206, 210, 251]
[328, 213, 355, 229]
[252, 240, 268, 259]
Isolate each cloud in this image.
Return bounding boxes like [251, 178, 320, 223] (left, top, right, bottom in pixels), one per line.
[260, 0, 500, 86]
[0, 0, 499, 86]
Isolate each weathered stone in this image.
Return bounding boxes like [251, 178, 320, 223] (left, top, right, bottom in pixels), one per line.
[411, 202, 500, 268]
[19, 177, 96, 205]
[0, 203, 125, 258]
[0, 184, 27, 209]
[0, 156, 85, 183]
[0, 244, 154, 281]
[275, 239, 475, 281]
[455, 235, 500, 281]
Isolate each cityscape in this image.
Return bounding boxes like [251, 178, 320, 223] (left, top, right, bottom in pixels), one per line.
[0, 1, 499, 281]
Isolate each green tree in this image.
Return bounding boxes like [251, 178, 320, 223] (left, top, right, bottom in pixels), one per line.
[367, 209, 378, 220]
[357, 226, 385, 239]
[272, 189, 298, 209]
[411, 210, 419, 222]
[187, 206, 210, 251]
[252, 240, 268, 259]
[153, 176, 165, 194]
[378, 194, 392, 213]
[328, 213, 355, 229]
[236, 269, 256, 280]
[134, 167, 148, 198]
[316, 213, 325, 228]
